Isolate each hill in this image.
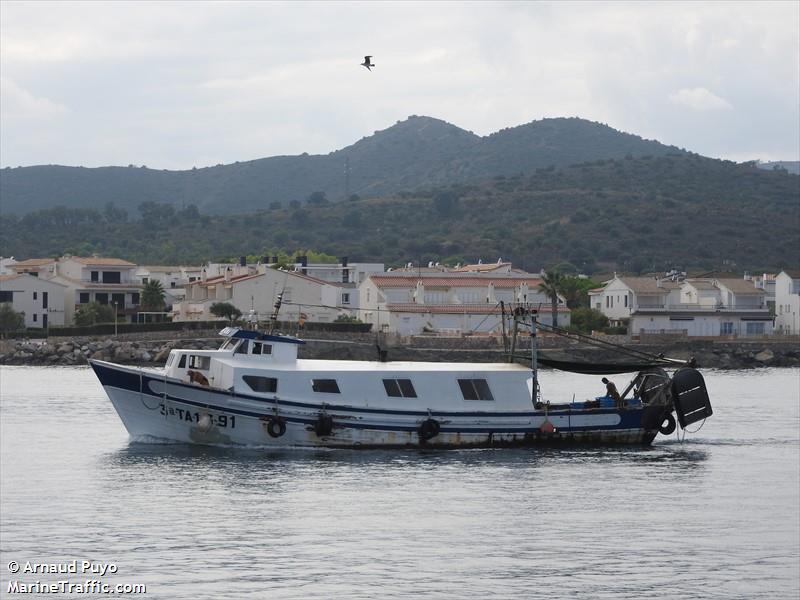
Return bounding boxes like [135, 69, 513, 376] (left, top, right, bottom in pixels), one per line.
[0, 116, 684, 215]
[2, 153, 797, 274]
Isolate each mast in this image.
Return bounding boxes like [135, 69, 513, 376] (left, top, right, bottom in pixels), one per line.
[530, 308, 539, 404]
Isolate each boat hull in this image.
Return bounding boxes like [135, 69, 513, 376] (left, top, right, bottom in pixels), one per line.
[91, 360, 660, 448]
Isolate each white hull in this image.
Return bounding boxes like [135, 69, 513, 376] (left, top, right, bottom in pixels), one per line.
[94, 360, 655, 447]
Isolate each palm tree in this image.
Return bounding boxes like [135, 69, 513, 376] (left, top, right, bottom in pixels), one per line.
[141, 280, 165, 311]
[538, 270, 565, 328]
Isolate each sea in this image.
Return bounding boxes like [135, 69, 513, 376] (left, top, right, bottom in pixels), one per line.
[0, 366, 798, 599]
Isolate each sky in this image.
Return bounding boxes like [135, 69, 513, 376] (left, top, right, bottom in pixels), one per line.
[1, 1, 798, 170]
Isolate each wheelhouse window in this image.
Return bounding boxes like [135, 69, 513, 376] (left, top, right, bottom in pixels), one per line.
[178, 354, 186, 368]
[252, 342, 272, 355]
[383, 378, 417, 398]
[312, 379, 340, 394]
[188, 355, 210, 370]
[234, 340, 250, 354]
[458, 378, 494, 401]
[220, 338, 239, 350]
[243, 376, 278, 393]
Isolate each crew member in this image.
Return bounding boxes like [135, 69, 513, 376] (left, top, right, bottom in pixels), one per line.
[601, 377, 621, 405]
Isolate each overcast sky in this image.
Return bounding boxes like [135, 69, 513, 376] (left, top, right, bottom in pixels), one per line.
[1, 1, 798, 170]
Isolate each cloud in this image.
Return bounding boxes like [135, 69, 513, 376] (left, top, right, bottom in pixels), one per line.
[669, 87, 733, 111]
[0, 77, 68, 119]
[0, 1, 797, 167]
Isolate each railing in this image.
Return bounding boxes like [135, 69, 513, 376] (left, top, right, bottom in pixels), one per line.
[635, 304, 767, 312]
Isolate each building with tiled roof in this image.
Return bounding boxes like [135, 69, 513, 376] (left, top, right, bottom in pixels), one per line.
[172, 263, 344, 324]
[10, 255, 143, 325]
[593, 274, 772, 337]
[359, 266, 569, 335]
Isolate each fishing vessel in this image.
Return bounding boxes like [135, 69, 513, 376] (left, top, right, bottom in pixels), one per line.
[90, 311, 713, 448]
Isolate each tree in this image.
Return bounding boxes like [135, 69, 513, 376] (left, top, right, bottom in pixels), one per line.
[138, 201, 175, 226]
[538, 270, 565, 328]
[569, 307, 609, 334]
[74, 302, 116, 326]
[307, 191, 328, 205]
[334, 314, 362, 323]
[559, 276, 599, 309]
[210, 302, 242, 322]
[0, 303, 25, 337]
[141, 280, 165, 311]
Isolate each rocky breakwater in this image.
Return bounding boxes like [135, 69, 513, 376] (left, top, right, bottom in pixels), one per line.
[0, 338, 218, 366]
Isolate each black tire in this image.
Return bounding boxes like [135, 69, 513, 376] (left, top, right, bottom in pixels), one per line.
[419, 418, 441, 442]
[314, 413, 334, 437]
[659, 412, 677, 435]
[266, 417, 287, 438]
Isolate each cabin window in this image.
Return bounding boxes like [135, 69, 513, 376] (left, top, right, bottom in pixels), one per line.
[234, 340, 250, 354]
[312, 379, 340, 394]
[382, 378, 417, 398]
[243, 376, 278, 393]
[252, 342, 272, 355]
[458, 378, 494, 401]
[178, 354, 186, 368]
[220, 338, 239, 350]
[188, 355, 210, 370]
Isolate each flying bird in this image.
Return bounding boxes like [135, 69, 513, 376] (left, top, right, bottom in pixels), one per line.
[361, 55, 375, 71]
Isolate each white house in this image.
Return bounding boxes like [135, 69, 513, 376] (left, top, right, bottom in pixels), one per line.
[286, 257, 384, 312]
[774, 270, 800, 335]
[134, 265, 204, 310]
[589, 276, 682, 324]
[172, 265, 343, 323]
[12, 256, 142, 325]
[0, 273, 67, 329]
[594, 276, 772, 337]
[745, 272, 777, 310]
[0, 257, 17, 275]
[358, 270, 569, 335]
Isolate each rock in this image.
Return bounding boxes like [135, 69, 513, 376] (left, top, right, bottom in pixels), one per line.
[754, 349, 774, 362]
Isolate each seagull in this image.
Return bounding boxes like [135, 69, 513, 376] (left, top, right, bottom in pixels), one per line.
[361, 55, 375, 71]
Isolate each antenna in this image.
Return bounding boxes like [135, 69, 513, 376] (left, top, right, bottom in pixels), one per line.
[269, 271, 290, 333]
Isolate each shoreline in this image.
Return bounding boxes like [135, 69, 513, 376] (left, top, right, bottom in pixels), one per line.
[1, 331, 798, 369]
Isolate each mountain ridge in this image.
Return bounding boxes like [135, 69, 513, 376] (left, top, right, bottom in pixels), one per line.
[0, 116, 688, 215]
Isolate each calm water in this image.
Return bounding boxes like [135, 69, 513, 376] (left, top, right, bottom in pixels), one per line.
[1, 366, 798, 599]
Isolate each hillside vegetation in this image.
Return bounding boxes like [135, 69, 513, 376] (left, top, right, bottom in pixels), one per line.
[0, 116, 685, 215]
[2, 154, 797, 274]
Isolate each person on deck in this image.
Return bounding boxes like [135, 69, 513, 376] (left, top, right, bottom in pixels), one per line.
[601, 377, 621, 405]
